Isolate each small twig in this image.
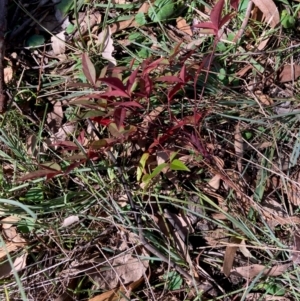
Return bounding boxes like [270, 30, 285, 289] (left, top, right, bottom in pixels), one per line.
[87, 119, 198, 284]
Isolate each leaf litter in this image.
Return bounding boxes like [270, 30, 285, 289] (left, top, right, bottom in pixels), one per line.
[5, 0, 300, 299]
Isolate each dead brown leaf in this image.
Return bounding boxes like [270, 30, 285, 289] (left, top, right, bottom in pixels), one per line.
[98, 27, 116, 66]
[89, 277, 144, 301]
[234, 123, 243, 172]
[87, 254, 148, 290]
[0, 252, 27, 279]
[223, 237, 241, 277]
[47, 101, 63, 132]
[208, 174, 221, 190]
[73, 11, 102, 40]
[176, 17, 193, 36]
[292, 233, 300, 264]
[278, 65, 300, 83]
[4, 67, 13, 83]
[2, 216, 26, 243]
[51, 31, 66, 56]
[50, 122, 76, 144]
[251, 0, 280, 50]
[110, 3, 149, 34]
[232, 263, 291, 280]
[239, 240, 254, 259]
[246, 294, 290, 301]
[255, 90, 273, 105]
[252, 0, 279, 28]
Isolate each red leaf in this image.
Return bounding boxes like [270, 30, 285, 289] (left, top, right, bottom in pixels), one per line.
[210, 0, 225, 29]
[82, 53, 96, 86]
[230, 0, 239, 10]
[77, 130, 86, 144]
[143, 58, 168, 75]
[142, 74, 153, 98]
[168, 83, 183, 102]
[182, 112, 204, 125]
[193, 22, 217, 32]
[110, 101, 143, 108]
[114, 107, 126, 129]
[98, 77, 127, 93]
[219, 13, 234, 29]
[179, 64, 190, 83]
[156, 76, 182, 83]
[87, 150, 101, 160]
[126, 67, 139, 95]
[100, 90, 130, 98]
[91, 117, 112, 126]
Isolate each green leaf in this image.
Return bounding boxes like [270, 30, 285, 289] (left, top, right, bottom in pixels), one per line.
[17, 217, 36, 234]
[281, 10, 295, 29]
[151, 163, 168, 178]
[20, 187, 44, 203]
[26, 34, 45, 47]
[169, 151, 178, 162]
[66, 23, 76, 34]
[163, 271, 183, 290]
[148, 2, 174, 22]
[243, 131, 252, 140]
[56, 0, 74, 16]
[137, 48, 150, 59]
[142, 163, 168, 186]
[137, 152, 150, 181]
[135, 12, 147, 26]
[170, 159, 190, 171]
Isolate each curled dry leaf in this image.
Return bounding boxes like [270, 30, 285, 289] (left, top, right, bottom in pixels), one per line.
[239, 240, 254, 259]
[61, 215, 79, 228]
[98, 27, 116, 66]
[51, 31, 66, 56]
[232, 262, 291, 280]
